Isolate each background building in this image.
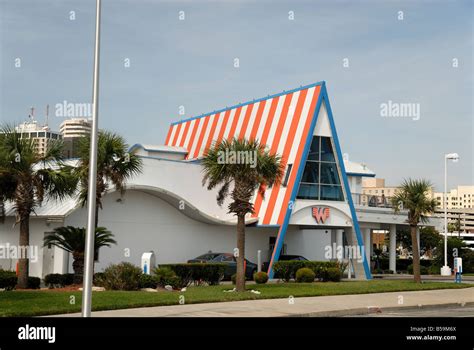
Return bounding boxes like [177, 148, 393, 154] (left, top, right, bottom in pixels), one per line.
[59, 118, 92, 158]
[14, 120, 62, 157]
[360, 178, 413, 207]
[434, 186, 474, 209]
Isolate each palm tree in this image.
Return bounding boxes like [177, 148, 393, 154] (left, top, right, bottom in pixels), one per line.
[75, 131, 142, 228]
[392, 179, 437, 283]
[0, 125, 77, 288]
[43, 226, 116, 284]
[202, 138, 284, 292]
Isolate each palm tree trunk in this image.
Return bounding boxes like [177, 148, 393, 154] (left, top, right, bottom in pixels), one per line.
[410, 225, 421, 283]
[95, 200, 99, 229]
[17, 215, 30, 288]
[72, 252, 85, 285]
[235, 214, 246, 292]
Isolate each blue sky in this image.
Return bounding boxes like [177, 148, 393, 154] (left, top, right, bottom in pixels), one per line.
[0, 0, 472, 191]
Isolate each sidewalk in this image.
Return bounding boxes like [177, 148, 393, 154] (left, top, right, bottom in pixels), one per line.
[52, 288, 474, 317]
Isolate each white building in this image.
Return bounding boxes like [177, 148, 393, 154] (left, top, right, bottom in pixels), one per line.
[0, 82, 442, 279]
[14, 121, 62, 157]
[434, 186, 474, 209]
[59, 118, 92, 138]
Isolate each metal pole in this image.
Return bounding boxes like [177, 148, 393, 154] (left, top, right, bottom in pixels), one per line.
[444, 156, 448, 268]
[257, 250, 261, 272]
[81, 0, 101, 317]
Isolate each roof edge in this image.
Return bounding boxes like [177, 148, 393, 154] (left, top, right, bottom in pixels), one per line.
[169, 81, 326, 127]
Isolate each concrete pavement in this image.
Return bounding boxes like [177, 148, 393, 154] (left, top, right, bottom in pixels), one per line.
[51, 287, 474, 317]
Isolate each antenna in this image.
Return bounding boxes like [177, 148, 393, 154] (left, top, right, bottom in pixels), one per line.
[45, 104, 49, 127]
[29, 107, 35, 120]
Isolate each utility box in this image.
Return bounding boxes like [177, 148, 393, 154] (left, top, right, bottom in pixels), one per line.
[454, 257, 462, 274]
[454, 257, 462, 283]
[141, 251, 156, 275]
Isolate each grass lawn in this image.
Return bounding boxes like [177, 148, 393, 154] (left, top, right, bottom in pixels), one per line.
[0, 280, 471, 317]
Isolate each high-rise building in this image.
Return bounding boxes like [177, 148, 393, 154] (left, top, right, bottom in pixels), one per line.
[434, 186, 474, 209]
[362, 179, 474, 235]
[59, 118, 92, 158]
[14, 121, 62, 157]
[59, 118, 92, 138]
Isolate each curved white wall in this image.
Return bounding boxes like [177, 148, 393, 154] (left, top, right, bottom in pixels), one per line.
[65, 190, 278, 272]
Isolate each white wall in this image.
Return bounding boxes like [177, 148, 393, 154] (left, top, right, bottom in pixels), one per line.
[285, 227, 333, 261]
[65, 190, 278, 272]
[0, 217, 65, 277]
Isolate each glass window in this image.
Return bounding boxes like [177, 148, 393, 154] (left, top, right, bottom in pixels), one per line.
[296, 136, 343, 201]
[297, 183, 319, 200]
[320, 185, 344, 201]
[301, 162, 319, 183]
[320, 137, 335, 162]
[320, 162, 340, 185]
[307, 137, 320, 160]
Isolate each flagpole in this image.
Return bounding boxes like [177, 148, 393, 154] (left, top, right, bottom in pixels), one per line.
[82, 0, 101, 317]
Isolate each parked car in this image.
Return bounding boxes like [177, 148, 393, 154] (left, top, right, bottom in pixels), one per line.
[262, 255, 309, 273]
[188, 252, 258, 280]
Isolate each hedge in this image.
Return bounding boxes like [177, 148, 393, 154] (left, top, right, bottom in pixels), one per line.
[44, 273, 75, 288]
[295, 268, 315, 283]
[138, 274, 159, 289]
[0, 270, 40, 290]
[28, 277, 41, 289]
[0, 270, 17, 290]
[408, 264, 429, 275]
[160, 263, 226, 286]
[272, 261, 340, 282]
[376, 258, 432, 272]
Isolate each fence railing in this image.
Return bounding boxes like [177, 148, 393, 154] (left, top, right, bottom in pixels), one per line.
[352, 193, 395, 208]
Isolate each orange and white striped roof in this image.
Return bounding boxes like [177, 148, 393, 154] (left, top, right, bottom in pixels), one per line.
[164, 83, 323, 226]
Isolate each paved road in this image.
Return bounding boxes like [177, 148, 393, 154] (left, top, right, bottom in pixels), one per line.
[349, 306, 474, 317]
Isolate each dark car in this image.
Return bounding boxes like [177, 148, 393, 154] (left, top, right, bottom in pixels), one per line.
[188, 253, 258, 280]
[262, 255, 308, 273]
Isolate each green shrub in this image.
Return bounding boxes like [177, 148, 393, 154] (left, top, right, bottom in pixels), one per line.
[93, 272, 106, 286]
[0, 270, 17, 290]
[231, 274, 237, 285]
[253, 271, 268, 284]
[428, 264, 440, 275]
[138, 274, 158, 289]
[273, 261, 339, 282]
[44, 274, 62, 288]
[101, 262, 142, 290]
[27, 277, 41, 289]
[160, 263, 226, 286]
[408, 264, 429, 275]
[295, 268, 315, 283]
[44, 273, 75, 288]
[273, 261, 306, 282]
[461, 250, 474, 273]
[324, 267, 341, 282]
[61, 273, 74, 286]
[154, 267, 183, 289]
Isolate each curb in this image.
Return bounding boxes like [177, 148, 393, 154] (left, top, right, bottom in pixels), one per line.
[289, 301, 474, 317]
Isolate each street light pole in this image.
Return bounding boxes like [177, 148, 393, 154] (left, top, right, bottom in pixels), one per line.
[441, 153, 459, 276]
[82, 0, 101, 317]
